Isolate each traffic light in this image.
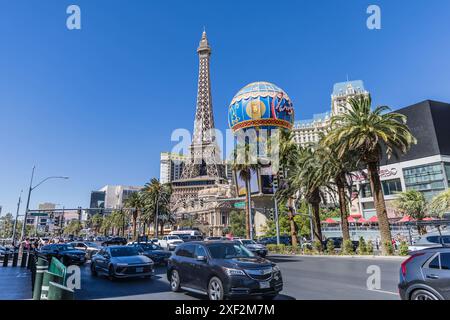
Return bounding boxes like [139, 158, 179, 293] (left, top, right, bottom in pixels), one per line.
[200, 199, 204, 207]
[269, 208, 275, 220]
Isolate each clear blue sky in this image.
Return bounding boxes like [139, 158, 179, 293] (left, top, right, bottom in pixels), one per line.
[1, 0, 450, 216]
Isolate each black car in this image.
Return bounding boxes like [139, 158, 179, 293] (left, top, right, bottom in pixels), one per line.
[128, 243, 172, 265]
[167, 241, 283, 300]
[38, 244, 86, 266]
[101, 237, 127, 246]
[398, 247, 450, 300]
[258, 236, 291, 246]
[322, 237, 359, 251]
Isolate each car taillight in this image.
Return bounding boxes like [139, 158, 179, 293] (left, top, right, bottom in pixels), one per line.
[401, 252, 425, 277]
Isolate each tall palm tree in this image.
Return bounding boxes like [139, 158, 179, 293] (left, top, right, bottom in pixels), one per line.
[123, 191, 144, 240]
[318, 142, 359, 242]
[276, 130, 300, 246]
[231, 144, 259, 239]
[90, 214, 103, 235]
[323, 95, 416, 255]
[394, 190, 428, 235]
[289, 146, 329, 248]
[142, 178, 172, 237]
[429, 189, 450, 218]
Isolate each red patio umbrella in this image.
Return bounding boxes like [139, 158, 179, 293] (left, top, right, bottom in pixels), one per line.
[397, 215, 414, 223]
[368, 215, 378, 223]
[323, 218, 338, 224]
[358, 217, 368, 224]
[422, 217, 435, 221]
[347, 216, 357, 223]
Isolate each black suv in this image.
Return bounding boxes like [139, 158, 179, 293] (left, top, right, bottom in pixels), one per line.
[101, 237, 127, 246]
[38, 244, 86, 266]
[167, 241, 283, 300]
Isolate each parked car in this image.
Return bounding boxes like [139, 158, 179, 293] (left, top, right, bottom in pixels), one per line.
[91, 246, 154, 280]
[101, 237, 127, 246]
[38, 244, 86, 266]
[128, 242, 172, 265]
[94, 236, 105, 242]
[156, 235, 184, 251]
[69, 241, 102, 259]
[322, 237, 359, 251]
[258, 236, 291, 246]
[167, 241, 283, 300]
[179, 234, 204, 242]
[204, 237, 228, 241]
[408, 233, 450, 252]
[398, 247, 450, 300]
[0, 245, 14, 258]
[234, 239, 268, 257]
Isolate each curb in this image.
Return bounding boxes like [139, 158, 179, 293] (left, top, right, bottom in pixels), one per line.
[269, 253, 408, 261]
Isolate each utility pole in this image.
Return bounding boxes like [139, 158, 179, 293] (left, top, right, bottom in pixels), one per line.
[273, 178, 280, 245]
[12, 190, 23, 246]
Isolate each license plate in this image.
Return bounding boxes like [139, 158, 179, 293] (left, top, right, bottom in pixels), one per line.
[135, 267, 144, 273]
[259, 281, 270, 289]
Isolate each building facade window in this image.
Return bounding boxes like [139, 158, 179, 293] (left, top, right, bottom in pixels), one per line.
[445, 163, 450, 185]
[403, 163, 446, 199]
[360, 178, 403, 198]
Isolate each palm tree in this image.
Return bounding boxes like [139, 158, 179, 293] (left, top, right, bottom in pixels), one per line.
[319, 142, 359, 242]
[429, 189, 450, 218]
[231, 144, 259, 239]
[123, 191, 144, 240]
[323, 95, 416, 255]
[89, 213, 103, 235]
[394, 190, 428, 235]
[289, 146, 329, 248]
[276, 130, 300, 246]
[142, 178, 173, 237]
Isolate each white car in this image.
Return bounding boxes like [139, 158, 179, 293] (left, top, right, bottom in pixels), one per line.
[156, 236, 184, 251]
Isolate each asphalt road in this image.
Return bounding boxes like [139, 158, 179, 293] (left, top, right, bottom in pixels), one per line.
[75, 255, 405, 300]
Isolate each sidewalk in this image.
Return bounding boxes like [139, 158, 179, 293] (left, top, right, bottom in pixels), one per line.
[270, 253, 407, 261]
[0, 267, 32, 300]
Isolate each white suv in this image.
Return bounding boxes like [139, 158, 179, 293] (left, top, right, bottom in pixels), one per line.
[157, 236, 184, 251]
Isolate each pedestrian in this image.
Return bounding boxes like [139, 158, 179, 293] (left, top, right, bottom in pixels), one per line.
[375, 237, 380, 251]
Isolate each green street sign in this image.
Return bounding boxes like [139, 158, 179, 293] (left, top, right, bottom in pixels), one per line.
[30, 212, 48, 217]
[234, 202, 245, 209]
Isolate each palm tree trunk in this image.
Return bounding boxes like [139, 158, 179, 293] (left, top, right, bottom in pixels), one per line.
[132, 212, 137, 240]
[336, 175, 350, 242]
[287, 197, 298, 246]
[245, 179, 251, 239]
[310, 188, 323, 248]
[367, 161, 392, 255]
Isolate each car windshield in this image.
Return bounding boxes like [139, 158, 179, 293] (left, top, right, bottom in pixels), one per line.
[241, 240, 256, 245]
[140, 244, 161, 251]
[207, 243, 255, 259]
[168, 236, 181, 240]
[109, 247, 139, 257]
[85, 242, 99, 248]
[56, 244, 75, 251]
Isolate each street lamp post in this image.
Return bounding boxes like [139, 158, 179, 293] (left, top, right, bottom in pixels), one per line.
[18, 166, 68, 254]
[11, 190, 23, 247]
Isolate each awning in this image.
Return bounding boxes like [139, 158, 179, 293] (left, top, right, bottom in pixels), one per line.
[350, 213, 362, 218]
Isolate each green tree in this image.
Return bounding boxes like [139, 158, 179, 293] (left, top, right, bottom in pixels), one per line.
[231, 144, 259, 239]
[394, 190, 428, 234]
[0, 213, 14, 238]
[64, 220, 82, 236]
[323, 95, 416, 255]
[429, 189, 450, 217]
[123, 191, 144, 240]
[141, 178, 173, 236]
[89, 214, 103, 235]
[228, 211, 246, 238]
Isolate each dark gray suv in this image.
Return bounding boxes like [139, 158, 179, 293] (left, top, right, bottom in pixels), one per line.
[398, 247, 450, 300]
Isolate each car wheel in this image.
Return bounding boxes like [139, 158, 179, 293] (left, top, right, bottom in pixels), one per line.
[170, 270, 181, 292]
[208, 277, 224, 300]
[108, 265, 116, 281]
[90, 263, 98, 276]
[410, 289, 440, 300]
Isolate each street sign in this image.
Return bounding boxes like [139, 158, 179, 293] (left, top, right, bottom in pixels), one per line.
[30, 212, 48, 217]
[234, 202, 245, 209]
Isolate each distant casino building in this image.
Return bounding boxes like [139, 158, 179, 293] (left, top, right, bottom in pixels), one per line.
[293, 80, 369, 147]
[159, 152, 187, 184]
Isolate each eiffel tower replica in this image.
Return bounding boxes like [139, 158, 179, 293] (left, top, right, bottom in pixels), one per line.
[170, 31, 229, 222]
